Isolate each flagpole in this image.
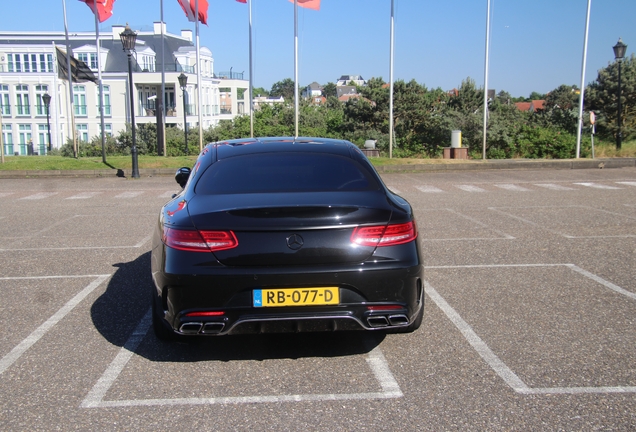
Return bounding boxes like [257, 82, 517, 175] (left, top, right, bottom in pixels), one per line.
[62, 0, 78, 158]
[294, 0, 299, 138]
[52, 42, 60, 150]
[482, 0, 491, 160]
[389, 0, 394, 159]
[249, 0, 254, 138]
[161, 0, 167, 156]
[195, 0, 203, 152]
[576, 0, 592, 159]
[93, 0, 107, 163]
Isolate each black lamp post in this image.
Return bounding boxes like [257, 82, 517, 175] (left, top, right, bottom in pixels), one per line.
[178, 72, 188, 154]
[120, 23, 140, 178]
[613, 38, 627, 150]
[42, 93, 52, 153]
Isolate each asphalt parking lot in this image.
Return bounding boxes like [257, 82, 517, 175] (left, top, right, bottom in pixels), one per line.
[0, 166, 635, 430]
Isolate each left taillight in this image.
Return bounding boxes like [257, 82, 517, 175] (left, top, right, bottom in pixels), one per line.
[351, 221, 417, 247]
[162, 227, 238, 252]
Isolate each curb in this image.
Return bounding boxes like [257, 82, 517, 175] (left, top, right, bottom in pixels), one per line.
[0, 158, 634, 178]
[374, 158, 636, 173]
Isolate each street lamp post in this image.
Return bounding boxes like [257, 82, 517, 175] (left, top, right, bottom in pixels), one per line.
[42, 93, 52, 153]
[178, 73, 188, 154]
[120, 23, 140, 178]
[613, 38, 627, 150]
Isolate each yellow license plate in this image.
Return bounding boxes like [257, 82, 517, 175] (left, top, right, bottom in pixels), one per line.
[253, 287, 339, 307]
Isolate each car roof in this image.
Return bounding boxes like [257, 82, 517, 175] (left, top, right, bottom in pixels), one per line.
[209, 137, 357, 160]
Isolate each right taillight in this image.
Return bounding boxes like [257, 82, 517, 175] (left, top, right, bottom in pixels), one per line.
[162, 227, 238, 252]
[351, 221, 417, 247]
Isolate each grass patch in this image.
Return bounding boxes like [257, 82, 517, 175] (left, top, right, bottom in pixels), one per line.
[590, 139, 636, 158]
[0, 155, 197, 171]
[1, 140, 634, 171]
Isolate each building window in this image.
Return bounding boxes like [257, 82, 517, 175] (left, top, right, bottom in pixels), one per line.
[2, 124, 13, 155]
[18, 124, 32, 155]
[78, 53, 98, 70]
[35, 84, 49, 116]
[76, 124, 89, 142]
[96, 85, 111, 116]
[7, 53, 54, 73]
[141, 55, 155, 72]
[99, 123, 112, 137]
[38, 124, 48, 154]
[16, 84, 30, 116]
[73, 85, 87, 116]
[0, 85, 10, 116]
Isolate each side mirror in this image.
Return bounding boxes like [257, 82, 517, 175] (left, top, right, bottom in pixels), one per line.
[175, 167, 191, 188]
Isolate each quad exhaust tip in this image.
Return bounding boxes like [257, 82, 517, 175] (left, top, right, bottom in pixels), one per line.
[389, 314, 409, 326]
[367, 314, 409, 328]
[179, 322, 203, 334]
[179, 322, 225, 335]
[202, 322, 225, 334]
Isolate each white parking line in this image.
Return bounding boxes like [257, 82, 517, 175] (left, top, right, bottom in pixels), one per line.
[115, 191, 145, 198]
[425, 282, 531, 394]
[82, 310, 403, 408]
[616, 181, 636, 187]
[456, 185, 486, 193]
[426, 264, 636, 395]
[574, 182, 622, 190]
[416, 185, 444, 193]
[0, 192, 14, 198]
[534, 183, 575, 191]
[0, 274, 110, 375]
[20, 192, 58, 200]
[66, 192, 101, 200]
[494, 184, 532, 192]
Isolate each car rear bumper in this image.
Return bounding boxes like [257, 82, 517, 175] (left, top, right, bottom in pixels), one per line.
[152, 265, 424, 336]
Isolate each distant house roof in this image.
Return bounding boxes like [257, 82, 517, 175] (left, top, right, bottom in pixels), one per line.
[515, 102, 532, 111]
[338, 94, 361, 102]
[336, 75, 365, 86]
[515, 100, 545, 113]
[532, 100, 545, 110]
[336, 85, 358, 98]
[310, 95, 326, 105]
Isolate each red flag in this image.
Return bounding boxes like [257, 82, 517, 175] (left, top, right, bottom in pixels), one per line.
[236, 0, 247, 3]
[177, 0, 209, 25]
[288, 0, 320, 10]
[79, 0, 115, 23]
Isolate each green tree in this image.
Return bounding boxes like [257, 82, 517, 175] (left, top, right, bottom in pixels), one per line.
[252, 86, 268, 97]
[529, 91, 546, 101]
[586, 54, 636, 141]
[270, 78, 296, 101]
[542, 84, 579, 133]
[322, 82, 337, 98]
[448, 78, 484, 113]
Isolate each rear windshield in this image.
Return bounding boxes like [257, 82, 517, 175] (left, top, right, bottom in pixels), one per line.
[195, 152, 380, 194]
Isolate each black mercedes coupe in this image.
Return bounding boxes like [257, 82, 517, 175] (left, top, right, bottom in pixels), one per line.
[150, 137, 424, 339]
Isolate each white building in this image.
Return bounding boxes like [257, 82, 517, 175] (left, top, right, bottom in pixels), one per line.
[0, 23, 249, 155]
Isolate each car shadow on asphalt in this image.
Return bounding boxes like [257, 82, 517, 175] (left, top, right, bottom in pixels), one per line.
[90, 252, 385, 363]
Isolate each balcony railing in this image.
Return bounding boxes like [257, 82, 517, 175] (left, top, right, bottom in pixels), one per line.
[95, 105, 112, 115]
[217, 71, 245, 80]
[15, 105, 30, 116]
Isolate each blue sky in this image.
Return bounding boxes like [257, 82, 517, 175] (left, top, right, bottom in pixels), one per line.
[3, 0, 636, 98]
